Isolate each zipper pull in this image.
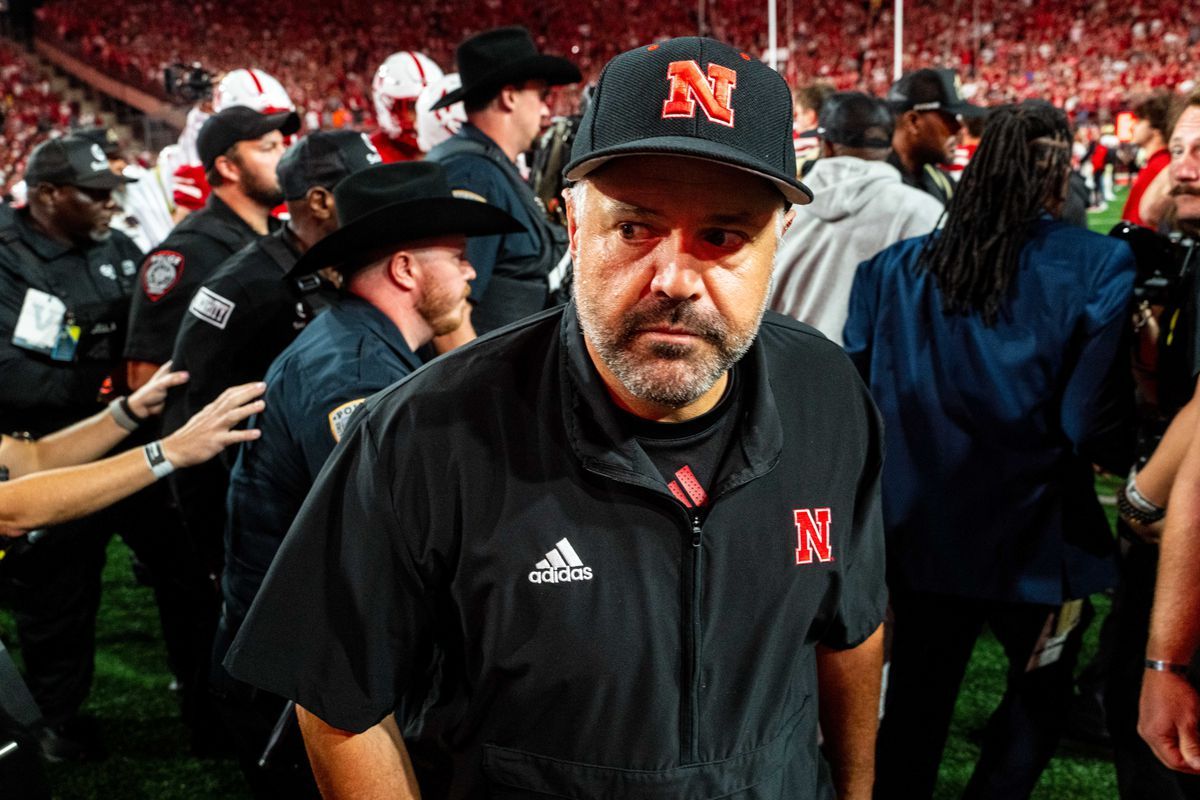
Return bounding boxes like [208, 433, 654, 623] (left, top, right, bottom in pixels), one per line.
[691, 515, 702, 547]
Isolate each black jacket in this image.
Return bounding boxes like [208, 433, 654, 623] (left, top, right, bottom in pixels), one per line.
[125, 194, 273, 364]
[227, 304, 886, 799]
[0, 206, 141, 435]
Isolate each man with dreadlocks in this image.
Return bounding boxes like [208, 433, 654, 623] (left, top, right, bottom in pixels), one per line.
[845, 101, 1136, 799]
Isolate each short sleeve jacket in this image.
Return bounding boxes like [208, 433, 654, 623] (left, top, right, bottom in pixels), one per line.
[124, 194, 272, 364]
[227, 304, 886, 800]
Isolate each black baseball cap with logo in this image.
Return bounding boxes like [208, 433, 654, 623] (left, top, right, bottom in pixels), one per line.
[277, 130, 383, 201]
[887, 68, 985, 118]
[564, 37, 812, 205]
[800, 91, 895, 149]
[197, 105, 301, 171]
[24, 135, 136, 189]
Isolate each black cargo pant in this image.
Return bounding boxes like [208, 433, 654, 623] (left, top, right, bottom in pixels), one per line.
[875, 590, 1092, 800]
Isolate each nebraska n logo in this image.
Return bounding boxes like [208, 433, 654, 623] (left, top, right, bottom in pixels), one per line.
[794, 508, 833, 565]
[662, 60, 737, 127]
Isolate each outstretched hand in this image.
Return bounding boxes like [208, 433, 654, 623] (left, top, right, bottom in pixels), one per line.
[161, 382, 266, 469]
[126, 361, 189, 419]
[1139, 670, 1200, 774]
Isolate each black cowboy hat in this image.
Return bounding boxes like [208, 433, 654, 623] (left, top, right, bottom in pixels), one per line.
[290, 161, 525, 277]
[430, 26, 581, 111]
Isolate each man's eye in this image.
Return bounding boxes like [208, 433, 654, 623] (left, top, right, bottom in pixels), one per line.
[702, 230, 744, 248]
[618, 223, 643, 239]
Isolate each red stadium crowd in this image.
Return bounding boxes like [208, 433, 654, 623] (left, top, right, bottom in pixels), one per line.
[0, 40, 100, 195]
[33, 0, 1200, 130]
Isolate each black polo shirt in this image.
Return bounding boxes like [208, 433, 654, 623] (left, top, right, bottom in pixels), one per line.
[227, 303, 885, 799]
[162, 224, 338, 566]
[125, 193, 276, 365]
[164, 225, 337, 434]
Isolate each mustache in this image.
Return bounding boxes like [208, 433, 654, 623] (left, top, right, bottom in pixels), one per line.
[1170, 185, 1200, 198]
[618, 298, 727, 345]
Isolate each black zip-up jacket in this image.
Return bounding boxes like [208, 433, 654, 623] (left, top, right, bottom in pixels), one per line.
[227, 303, 887, 799]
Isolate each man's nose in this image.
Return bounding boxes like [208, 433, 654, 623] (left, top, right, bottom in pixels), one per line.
[649, 236, 704, 301]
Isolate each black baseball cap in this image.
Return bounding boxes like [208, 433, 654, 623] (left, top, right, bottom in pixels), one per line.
[801, 92, 894, 149]
[277, 130, 383, 201]
[24, 135, 136, 189]
[563, 37, 812, 205]
[887, 68, 985, 118]
[197, 105, 301, 171]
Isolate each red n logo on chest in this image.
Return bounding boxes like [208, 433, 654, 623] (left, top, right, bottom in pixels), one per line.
[662, 60, 737, 127]
[794, 508, 833, 564]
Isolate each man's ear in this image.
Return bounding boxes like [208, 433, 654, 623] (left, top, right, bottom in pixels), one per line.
[781, 207, 797, 235]
[214, 148, 241, 185]
[307, 187, 335, 220]
[901, 110, 922, 134]
[496, 84, 520, 113]
[563, 185, 580, 265]
[29, 183, 58, 210]
[387, 250, 418, 292]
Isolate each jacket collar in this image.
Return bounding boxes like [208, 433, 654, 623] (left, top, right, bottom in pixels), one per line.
[13, 208, 73, 261]
[337, 294, 423, 373]
[557, 301, 783, 497]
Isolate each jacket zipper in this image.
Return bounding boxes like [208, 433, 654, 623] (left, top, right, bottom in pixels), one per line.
[684, 510, 703, 763]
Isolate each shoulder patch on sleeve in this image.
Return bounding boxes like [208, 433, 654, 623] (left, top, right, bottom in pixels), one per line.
[188, 286, 236, 329]
[142, 250, 185, 301]
[452, 188, 488, 204]
[328, 398, 366, 442]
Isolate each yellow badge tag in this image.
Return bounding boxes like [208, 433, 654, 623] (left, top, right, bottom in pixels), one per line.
[327, 399, 366, 443]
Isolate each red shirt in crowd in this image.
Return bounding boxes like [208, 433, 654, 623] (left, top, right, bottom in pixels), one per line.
[1122, 148, 1170, 228]
[369, 130, 422, 163]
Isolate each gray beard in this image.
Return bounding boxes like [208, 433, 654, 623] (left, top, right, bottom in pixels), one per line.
[575, 288, 764, 409]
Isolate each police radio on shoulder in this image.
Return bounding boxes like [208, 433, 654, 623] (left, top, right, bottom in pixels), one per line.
[142, 440, 175, 479]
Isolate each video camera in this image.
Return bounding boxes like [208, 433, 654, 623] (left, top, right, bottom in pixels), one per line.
[164, 62, 214, 105]
[1109, 221, 1198, 306]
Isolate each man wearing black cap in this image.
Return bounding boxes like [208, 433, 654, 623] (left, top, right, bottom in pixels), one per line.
[124, 105, 299, 390]
[118, 104, 297, 751]
[211, 161, 519, 796]
[0, 134, 143, 760]
[886, 67, 984, 205]
[226, 37, 886, 800]
[426, 25, 580, 335]
[770, 91, 942, 344]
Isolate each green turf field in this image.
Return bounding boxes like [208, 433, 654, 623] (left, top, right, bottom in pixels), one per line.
[0, 187, 1136, 798]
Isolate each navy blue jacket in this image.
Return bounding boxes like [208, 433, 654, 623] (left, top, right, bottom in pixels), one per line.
[844, 217, 1135, 603]
[220, 294, 422, 637]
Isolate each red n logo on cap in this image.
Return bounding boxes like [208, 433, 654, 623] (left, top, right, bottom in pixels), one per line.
[662, 61, 737, 128]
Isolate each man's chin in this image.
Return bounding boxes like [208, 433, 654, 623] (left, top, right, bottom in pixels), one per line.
[89, 227, 113, 243]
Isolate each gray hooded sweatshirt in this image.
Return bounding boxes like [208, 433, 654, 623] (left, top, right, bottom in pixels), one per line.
[770, 157, 943, 345]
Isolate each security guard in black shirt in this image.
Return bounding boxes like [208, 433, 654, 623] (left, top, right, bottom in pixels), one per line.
[120, 106, 296, 753]
[124, 105, 299, 389]
[0, 136, 141, 759]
